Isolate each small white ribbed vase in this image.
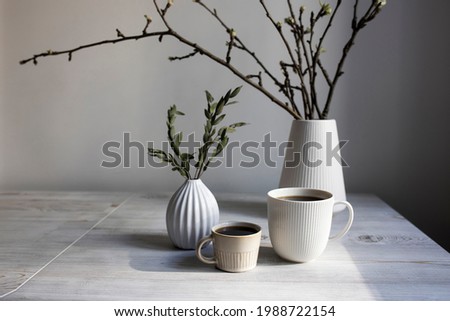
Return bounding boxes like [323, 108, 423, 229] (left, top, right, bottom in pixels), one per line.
[166, 179, 219, 250]
[279, 119, 346, 203]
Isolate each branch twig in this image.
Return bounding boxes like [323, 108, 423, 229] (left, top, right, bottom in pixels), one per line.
[321, 0, 381, 118]
[20, 0, 386, 120]
[19, 30, 170, 65]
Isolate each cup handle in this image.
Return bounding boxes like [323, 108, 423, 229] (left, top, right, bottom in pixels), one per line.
[329, 201, 354, 240]
[196, 235, 216, 265]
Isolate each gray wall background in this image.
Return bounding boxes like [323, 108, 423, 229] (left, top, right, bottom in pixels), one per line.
[1, 1, 449, 251]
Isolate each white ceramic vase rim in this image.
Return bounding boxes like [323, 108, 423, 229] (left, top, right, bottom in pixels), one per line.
[183, 178, 202, 182]
[292, 119, 336, 123]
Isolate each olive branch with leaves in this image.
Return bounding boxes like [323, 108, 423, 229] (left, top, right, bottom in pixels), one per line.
[20, 0, 386, 120]
[148, 87, 246, 179]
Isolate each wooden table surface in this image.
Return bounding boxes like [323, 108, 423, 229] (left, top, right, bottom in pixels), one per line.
[0, 191, 449, 301]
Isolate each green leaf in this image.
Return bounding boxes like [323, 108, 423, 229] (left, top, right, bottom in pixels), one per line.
[168, 105, 176, 118]
[202, 141, 215, 149]
[209, 102, 217, 114]
[173, 132, 182, 147]
[213, 144, 224, 157]
[171, 105, 184, 116]
[169, 127, 175, 139]
[205, 90, 214, 103]
[180, 153, 193, 161]
[197, 149, 205, 164]
[230, 86, 242, 98]
[206, 120, 212, 132]
[148, 148, 173, 163]
[216, 99, 225, 115]
[218, 127, 227, 139]
[213, 114, 226, 125]
[223, 89, 232, 103]
[222, 136, 229, 146]
[225, 100, 238, 106]
[156, 87, 247, 179]
[203, 132, 209, 144]
[229, 122, 248, 128]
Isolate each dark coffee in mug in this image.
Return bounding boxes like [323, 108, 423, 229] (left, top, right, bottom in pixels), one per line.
[277, 195, 324, 202]
[216, 226, 258, 236]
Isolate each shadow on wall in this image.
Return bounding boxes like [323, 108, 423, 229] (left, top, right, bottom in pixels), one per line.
[339, 0, 450, 252]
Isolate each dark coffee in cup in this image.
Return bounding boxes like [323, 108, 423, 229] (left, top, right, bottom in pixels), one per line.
[277, 195, 324, 202]
[216, 226, 258, 236]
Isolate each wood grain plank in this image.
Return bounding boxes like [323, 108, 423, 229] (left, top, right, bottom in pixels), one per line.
[2, 193, 449, 300]
[0, 191, 131, 297]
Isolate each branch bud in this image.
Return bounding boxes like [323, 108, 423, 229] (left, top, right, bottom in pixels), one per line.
[284, 17, 295, 25]
[321, 3, 332, 16]
[376, 0, 387, 8]
[116, 29, 125, 38]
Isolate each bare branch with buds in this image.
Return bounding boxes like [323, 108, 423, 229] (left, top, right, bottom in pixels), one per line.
[19, 0, 386, 120]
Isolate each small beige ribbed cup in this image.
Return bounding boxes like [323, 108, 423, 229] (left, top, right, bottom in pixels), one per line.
[196, 222, 261, 272]
[268, 188, 353, 263]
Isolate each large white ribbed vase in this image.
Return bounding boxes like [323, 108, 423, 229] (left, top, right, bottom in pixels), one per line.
[279, 119, 346, 203]
[166, 179, 219, 250]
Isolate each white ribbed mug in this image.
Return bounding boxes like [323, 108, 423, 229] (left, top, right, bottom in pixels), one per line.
[268, 188, 353, 263]
[196, 222, 261, 272]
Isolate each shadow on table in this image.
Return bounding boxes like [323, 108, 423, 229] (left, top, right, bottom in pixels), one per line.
[126, 233, 214, 273]
[126, 198, 292, 273]
[126, 233, 291, 273]
[126, 197, 270, 272]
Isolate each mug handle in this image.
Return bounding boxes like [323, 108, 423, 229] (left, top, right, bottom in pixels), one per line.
[196, 235, 216, 265]
[329, 201, 354, 240]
